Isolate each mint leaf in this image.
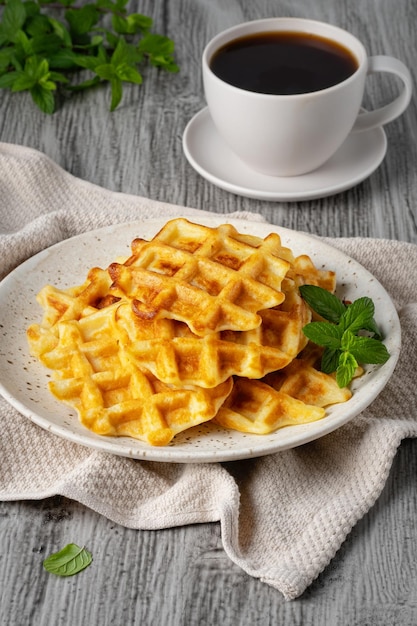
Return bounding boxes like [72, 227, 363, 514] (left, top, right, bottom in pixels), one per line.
[26, 33, 63, 56]
[336, 352, 358, 389]
[0, 47, 15, 72]
[138, 33, 179, 72]
[299, 284, 346, 324]
[25, 14, 50, 37]
[0, 0, 26, 43]
[110, 37, 140, 67]
[345, 335, 390, 364]
[112, 13, 152, 36]
[65, 5, 99, 36]
[67, 74, 101, 91]
[11, 56, 51, 91]
[43, 543, 93, 577]
[361, 316, 383, 341]
[30, 83, 55, 112]
[300, 284, 390, 388]
[340, 297, 375, 334]
[56, 0, 76, 7]
[321, 347, 340, 374]
[47, 17, 72, 47]
[0, 0, 179, 112]
[48, 49, 79, 70]
[0, 72, 18, 87]
[94, 62, 115, 80]
[22, 1, 40, 20]
[109, 75, 122, 111]
[115, 63, 142, 84]
[301, 321, 342, 349]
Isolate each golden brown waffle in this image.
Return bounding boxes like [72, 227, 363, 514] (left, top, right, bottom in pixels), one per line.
[214, 377, 325, 435]
[27, 303, 233, 446]
[289, 254, 337, 292]
[263, 360, 352, 408]
[108, 218, 293, 335]
[214, 358, 351, 435]
[115, 284, 311, 388]
[34, 267, 113, 328]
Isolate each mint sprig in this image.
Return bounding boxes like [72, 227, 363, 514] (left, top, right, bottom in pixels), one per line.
[43, 543, 92, 576]
[0, 0, 179, 113]
[299, 284, 390, 388]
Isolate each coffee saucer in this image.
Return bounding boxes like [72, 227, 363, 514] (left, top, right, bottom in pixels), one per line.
[182, 107, 387, 202]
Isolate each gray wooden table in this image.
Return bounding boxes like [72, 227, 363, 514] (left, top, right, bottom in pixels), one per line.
[0, 0, 416, 624]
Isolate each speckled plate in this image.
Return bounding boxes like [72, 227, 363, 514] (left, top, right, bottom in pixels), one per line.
[0, 218, 401, 463]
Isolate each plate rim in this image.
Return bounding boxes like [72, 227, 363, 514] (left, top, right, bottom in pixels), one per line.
[0, 217, 401, 463]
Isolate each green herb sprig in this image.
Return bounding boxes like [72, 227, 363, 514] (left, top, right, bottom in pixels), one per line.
[299, 284, 390, 388]
[0, 0, 179, 113]
[43, 543, 93, 576]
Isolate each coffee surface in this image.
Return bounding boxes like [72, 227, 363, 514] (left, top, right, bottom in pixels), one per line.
[210, 31, 358, 95]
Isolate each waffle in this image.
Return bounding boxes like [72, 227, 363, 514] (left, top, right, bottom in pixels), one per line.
[290, 254, 337, 292]
[34, 267, 113, 328]
[214, 376, 326, 435]
[115, 283, 311, 387]
[214, 356, 351, 435]
[263, 359, 352, 407]
[28, 303, 233, 446]
[107, 218, 293, 335]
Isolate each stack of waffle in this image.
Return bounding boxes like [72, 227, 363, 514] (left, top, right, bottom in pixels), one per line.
[27, 218, 351, 446]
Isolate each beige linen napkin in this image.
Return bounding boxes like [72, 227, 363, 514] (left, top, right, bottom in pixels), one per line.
[1, 142, 416, 600]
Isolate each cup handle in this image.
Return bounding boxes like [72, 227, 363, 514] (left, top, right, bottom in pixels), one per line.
[351, 55, 413, 133]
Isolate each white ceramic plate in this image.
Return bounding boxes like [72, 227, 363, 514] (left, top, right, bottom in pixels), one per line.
[182, 107, 387, 201]
[0, 218, 401, 463]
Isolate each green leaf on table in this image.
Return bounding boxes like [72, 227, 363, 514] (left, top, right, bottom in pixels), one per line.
[30, 82, 55, 113]
[25, 14, 51, 37]
[138, 33, 179, 72]
[47, 16, 72, 47]
[22, 1, 41, 20]
[43, 543, 93, 577]
[110, 36, 140, 67]
[67, 74, 101, 91]
[11, 55, 50, 90]
[0, 70, 19, 88]
[0, 0, 179, 111]
[48, 48, 79, 70]
[73, 53, 103, 72]
[109, 75, 122, 111]
[115, 62, 142, 84]
[55, 0, 76, 7]
[26, 33, 63, 56]
[112, 12, 152, 36]
[94, 61, 115, 81]
[65, 5, 100, 36]
[0, 46, 16, 72]
[0, 0, 26, 44]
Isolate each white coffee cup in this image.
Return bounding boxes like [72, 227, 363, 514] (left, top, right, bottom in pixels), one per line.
[202, 18, 412, 177]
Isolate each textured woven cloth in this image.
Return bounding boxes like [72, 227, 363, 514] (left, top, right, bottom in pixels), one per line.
[1, 142, 416, 600]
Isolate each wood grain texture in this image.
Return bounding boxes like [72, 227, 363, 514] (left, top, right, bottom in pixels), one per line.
[0, 0, 416, 624]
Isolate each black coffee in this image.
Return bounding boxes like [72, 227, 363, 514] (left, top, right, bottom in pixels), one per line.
[210, 31, 358, 95]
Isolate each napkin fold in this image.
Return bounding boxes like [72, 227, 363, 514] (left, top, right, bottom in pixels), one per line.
[1, 142, 416, 600]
